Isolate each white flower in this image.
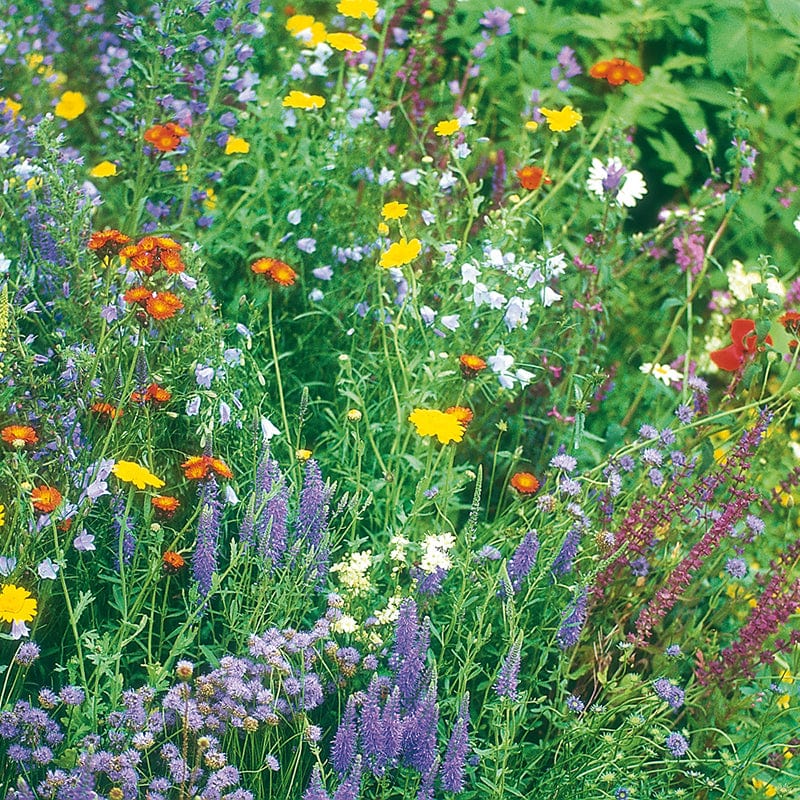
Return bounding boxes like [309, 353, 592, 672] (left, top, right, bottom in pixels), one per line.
[617, 170, 647, 207]
[794, 213, 800, 234]
[587, 157, 647, 207]
[545, 252, 567, 278]
[37, 558, 59, 580]
[332, 615, 358, 634]
[461, 262, 481, 284]
[640, 362, 682, 386]
[726, 259, 785, 302]
[261, 416, 281, 441]
[488, 346, 514, 375]
[440, 314, 460, 331]
[541, 286, 562, 307]
[504, 296, 532, 330]
[515, 368, 534, 386]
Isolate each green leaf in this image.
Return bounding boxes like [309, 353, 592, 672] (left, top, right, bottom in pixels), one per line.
[766, 0, 800, 35]
[707, 12, 749, 78]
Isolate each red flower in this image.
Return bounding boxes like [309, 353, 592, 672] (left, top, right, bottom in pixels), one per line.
[710, 318, 772, 372]
[510, 472, 539, 495]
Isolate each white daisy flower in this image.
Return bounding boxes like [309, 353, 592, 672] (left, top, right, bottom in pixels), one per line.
[587, 156, 647, 208]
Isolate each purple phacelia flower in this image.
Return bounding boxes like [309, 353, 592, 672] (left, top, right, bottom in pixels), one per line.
[665, 731, 689, 757]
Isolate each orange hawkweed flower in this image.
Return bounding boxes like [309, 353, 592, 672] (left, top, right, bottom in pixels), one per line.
[132, 383, 172, 404]
[1, 425, 38, 448]
[446, 406, 473, 428]
[88, 229, 131, 258]
[251, 257, 297, 286]
[162, 550, 186, 572]
[144, 122, 189, 152]
[589, 58, 644, 86]
[516, 165, 550, 191]
[779, 311, 800, 335]
[91, 402, 124, 420]
[459, 354, 487, 379]
[181, 455, 233, 480]
[123, 285, 152, 306]
[31, 485, 62, 513]
[145, 292, 184, 320]
[510, 472, 540, 495]
[152, 495, 180, 516]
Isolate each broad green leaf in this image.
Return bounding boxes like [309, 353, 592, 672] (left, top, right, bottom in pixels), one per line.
[766, 0, 800, 35]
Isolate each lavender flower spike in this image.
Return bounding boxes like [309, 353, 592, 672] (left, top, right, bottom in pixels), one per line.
[332, 755, 362, 800]
[506, 531, 540, 593]
[331, 696, 358, 776]
[441, 694, 470, 792]
[297, 459, 332, 547]
[303, 765, 331, 800]
[495, 641, 521, 700]
[193, 476, 222, 597]
[556, 587, 588, 649]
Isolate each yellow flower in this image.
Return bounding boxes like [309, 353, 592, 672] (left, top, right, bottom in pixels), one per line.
[0, 97, 22, 119]
[54, 91, 86, 121]
[89, 161, 118, 178]
[296, 448, 313, 461]
[524, 120, 539, 132]
[225, 136, 250, 155]
[0, 503, 5, 527]
[337, 0, 378, 19]
[286, 14, 328, 46]
[381, 201, 408, 220]
[326, 32, 366, 52]
[408, 408, 464, 444]
[282, 91, 326, 110]
[0, 584, 37, 624]
[777, 693, 791, 710]
[539, 105, 582, 132]
[434, 118, 460, 136]
[203, 188, 217, 210]
[379, 237, 421, 268]
[112, 460, 165, 490]
[377, 222, 389, 235]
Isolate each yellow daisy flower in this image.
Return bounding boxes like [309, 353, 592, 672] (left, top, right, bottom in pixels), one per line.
[434, 118, 460, 136]
[224, 136, 250, 155]
[408, 409, 464, 444]
[282, 91, 326, 110]
[379, 238, 421, 268]
[89, 161, 118, 178]
[112, 460, 165, 491]
[326, 32, 366, 52]
[54, 91, 86, 121]
[337, 0, 378, 19]
[539, 105, 582, 132]
[381, 201, 408, 220]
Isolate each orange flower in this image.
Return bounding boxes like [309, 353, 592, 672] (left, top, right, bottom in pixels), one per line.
[779, 311, 800, 335]
[510, 472, 540, 495]
[121, 237, 185, 275]
[516, 165, 550, 191]
[88, 229, 131, 258]
[459, 354, 487, 379]
[251, 257, 297, 286]
[152, 495, 180, 516]
[446, 406, 473, 428]
[91, 402, 124, 420]
[1, 425, 38, 448]
[31, 485, 62, 513]
[133, 383, 172, 404]
[181, 455, 233, 480]
[144, 122, 189, 152]
[123, 285, 152, 306]
[162, 550, 186, 572]
[589, 58, 644, 86]
[146, 292, 184, 320]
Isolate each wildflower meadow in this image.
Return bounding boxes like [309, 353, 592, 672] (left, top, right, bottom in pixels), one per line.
[2, 0, 800, 797]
